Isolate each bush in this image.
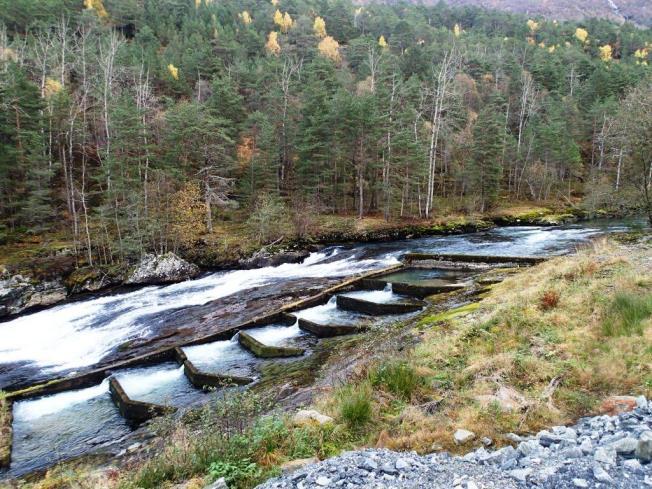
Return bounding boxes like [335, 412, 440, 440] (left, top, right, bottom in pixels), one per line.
[539, 290, 560, 310]
[602, 291, 652, 336]
[246, 194, 294, 244]
[370, 360, 423, 400]
[337, 382, 373, 428]
[207, 459, 261, 486]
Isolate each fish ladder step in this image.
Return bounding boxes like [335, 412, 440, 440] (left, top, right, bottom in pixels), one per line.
[336, 295, 423, 315]
[109, 378, 176, 424]
[237, 331, 305, 358]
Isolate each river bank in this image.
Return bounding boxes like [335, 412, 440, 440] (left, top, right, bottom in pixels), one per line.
[0, 205, 588, 321]
[8, 232, 648, 489]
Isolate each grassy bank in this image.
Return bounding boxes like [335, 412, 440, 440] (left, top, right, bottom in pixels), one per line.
[0, 392, 10, 470]
[14, 237, 651, 489]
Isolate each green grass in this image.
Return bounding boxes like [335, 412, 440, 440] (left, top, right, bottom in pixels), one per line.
[369, 360, 424, 400]
[337, 382, 373, 428]
[603, 291, 652, 336]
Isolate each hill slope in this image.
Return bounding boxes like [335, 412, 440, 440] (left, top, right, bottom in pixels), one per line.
[364, 0, 652, 27]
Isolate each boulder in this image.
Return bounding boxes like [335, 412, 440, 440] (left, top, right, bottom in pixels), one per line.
[239, 249, 310, 269]
[126, 253, 200, 285]
[204, 478, 228, 489]
[454, 429, 476, 445]
[0, 274, 67, 318]
[635, 431, 652, 463]
[476, 386, 529, 412]
[292, 409, 334, 426]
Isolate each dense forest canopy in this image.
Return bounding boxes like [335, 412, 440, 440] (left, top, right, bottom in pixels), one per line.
[0, 0, 651, 264]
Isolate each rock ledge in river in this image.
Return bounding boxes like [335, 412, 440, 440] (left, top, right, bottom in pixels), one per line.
[0, 274, 67, 318]
[126, 253, 200, 285]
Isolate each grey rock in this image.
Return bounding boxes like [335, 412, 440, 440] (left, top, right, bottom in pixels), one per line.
[505, 433, 523, 443]
[481, 437, 493, 447]
[0, 274, 68, 318]
[316, 476, 331, 486]
[126, 252, 199, 285]
[636, 396, 648, 409]
[380, 462, 397, 475]
[611, 436, 638, 456]
[592, 464, 613, 483]
[636, 430, 652, 462]
[594, 447, 617, 466]
[572, 479, 589, 488]
[508, 468, 532, 482]
[454, 429, 476, 445]
[395, 458, 410, 470]
[205, 478, 228, 489]
[560, 447, 583, 459]
[519, 440, 541, 457]
[579, 438, 593, 454]
[360, 458, 378, 471]
[623, 459, 644, 473]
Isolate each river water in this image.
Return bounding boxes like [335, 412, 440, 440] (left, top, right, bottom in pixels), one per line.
[0, 220, 634, 391]
[0, 219, 639, 478]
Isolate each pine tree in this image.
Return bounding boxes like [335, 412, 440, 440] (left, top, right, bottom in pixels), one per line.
[469, 98, 505, 212]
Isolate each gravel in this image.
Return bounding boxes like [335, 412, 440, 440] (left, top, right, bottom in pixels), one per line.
[257, 397, 652, 488]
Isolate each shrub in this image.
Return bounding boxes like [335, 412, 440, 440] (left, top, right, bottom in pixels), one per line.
[539, 290, 560, 310]
[337, 382, 373, 428]
[207, 459, 261, 486]
[602, 291, 652, 336]
[370, 360, 423, 400]
[246, 194, 294, 244]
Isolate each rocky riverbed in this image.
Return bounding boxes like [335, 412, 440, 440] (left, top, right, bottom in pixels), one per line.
[259, 396, 652, 488]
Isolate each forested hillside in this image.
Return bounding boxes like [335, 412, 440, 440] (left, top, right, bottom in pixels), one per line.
[367, 0, 652, 28]
[1, 0, 651, 266]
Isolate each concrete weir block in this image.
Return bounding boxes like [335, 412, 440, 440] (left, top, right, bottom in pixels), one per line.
[298, 318, 368, 338]
[390, 282, 465, 298]
[109, 378, 176, 424]
[183, 360, 253, 389]
[238, 331, 305, 358]
[403, 253, 545, 265]
[336, 295, 423, 316]
[0, 396, 12, 470]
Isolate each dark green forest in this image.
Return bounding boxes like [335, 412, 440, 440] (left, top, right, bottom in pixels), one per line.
[1, 0, 651, 264]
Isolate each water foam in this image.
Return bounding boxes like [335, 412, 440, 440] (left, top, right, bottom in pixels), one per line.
[13, 379, 110, 422]
[0, 249, 398, 376]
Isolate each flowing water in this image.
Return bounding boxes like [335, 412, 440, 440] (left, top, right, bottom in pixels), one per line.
[0, 219, 641, 479]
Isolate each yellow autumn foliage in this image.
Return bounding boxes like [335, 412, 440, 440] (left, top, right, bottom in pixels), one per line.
[0, 47, 17, 62]
[378, 35, 388, 49]
[318, 36, 340, 62]
[527, 37, 535, 46]
[527, 19, 539, 32]
[575, 27, 589, 44]
[266, 31, 281, 56]
[599, 44, 613, 62]
[239, 11, 252, 25]
[167, 63, 179, 80]
[313, 17, 327, 38]
[274, 10, 293, 33]
[271, 0, 279, 5]
[453, 24, 462, 38]
[83, 0, 108, 18]
[548, 45, 556, 53]
[44, 78, 63, 98]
